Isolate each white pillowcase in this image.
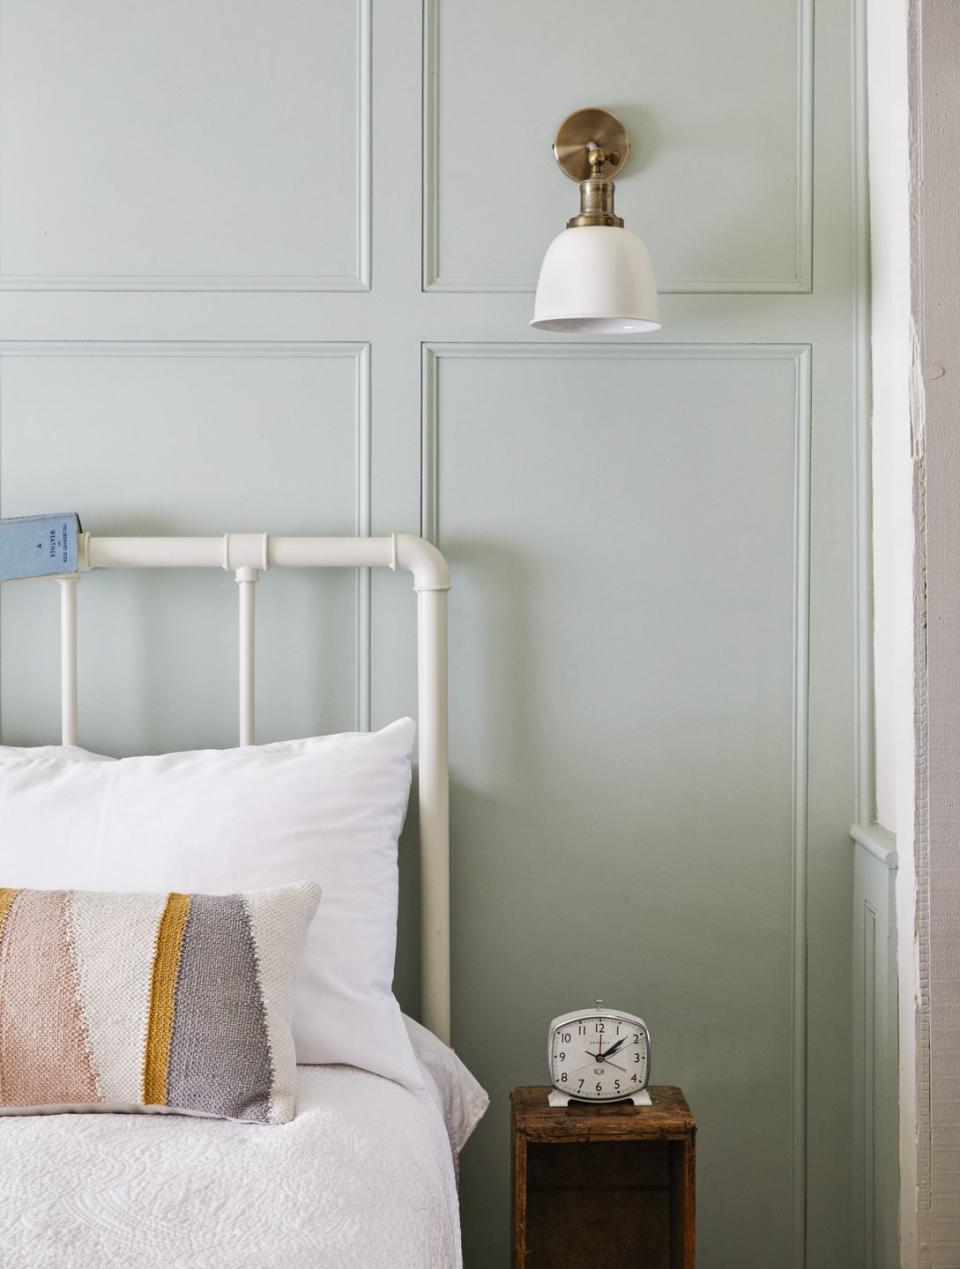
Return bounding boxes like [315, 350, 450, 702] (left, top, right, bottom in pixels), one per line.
[0, 720, 422, 1089]
[403, 1015, 489, 1154]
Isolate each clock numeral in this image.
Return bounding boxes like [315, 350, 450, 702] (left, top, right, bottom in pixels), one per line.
[614, 1079, 621, 1092]
[633, 1033, 640, 1043]
[561, 1032, 571, 1043]
[577, 1080, 584, 1091]
[634, 1052, 641, 1062]
[577, 1024, 586, 1035]
[596, 1022, 605, 1034]
[558, 1052, 565, 1061]
[560, 1072, 567, 1083]
[631, 1074, 639, 1083]
[595, 1082, 603, 1093]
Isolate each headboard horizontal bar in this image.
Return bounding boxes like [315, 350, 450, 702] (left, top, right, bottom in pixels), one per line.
[81, 533, 450, 592]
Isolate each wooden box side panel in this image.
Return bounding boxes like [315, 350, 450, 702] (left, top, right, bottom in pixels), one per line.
[512, 1126, 527, 1268]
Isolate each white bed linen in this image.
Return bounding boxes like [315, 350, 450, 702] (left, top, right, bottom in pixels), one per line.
[0, 1062, 464, 1269]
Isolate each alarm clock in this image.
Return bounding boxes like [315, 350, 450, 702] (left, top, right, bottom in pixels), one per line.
[547, 1000, 652, 1106]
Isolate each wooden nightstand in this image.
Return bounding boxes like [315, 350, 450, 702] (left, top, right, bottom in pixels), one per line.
[511, 1085, 696, 1268]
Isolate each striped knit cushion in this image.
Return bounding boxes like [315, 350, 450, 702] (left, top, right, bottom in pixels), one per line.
[0, 881, 320, 1124]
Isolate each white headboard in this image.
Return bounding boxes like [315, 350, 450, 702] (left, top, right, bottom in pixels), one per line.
[43, 531, 451, 1044]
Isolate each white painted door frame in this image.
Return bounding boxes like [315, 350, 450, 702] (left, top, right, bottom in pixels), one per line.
[900, 1, 960, 1262]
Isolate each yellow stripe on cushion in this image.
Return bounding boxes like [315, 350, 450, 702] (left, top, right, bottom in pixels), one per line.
[142, 892, 191, 1105]
[0, 889, 18, 946]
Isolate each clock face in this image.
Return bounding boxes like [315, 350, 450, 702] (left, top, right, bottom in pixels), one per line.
[549, 1011, 650, 1101]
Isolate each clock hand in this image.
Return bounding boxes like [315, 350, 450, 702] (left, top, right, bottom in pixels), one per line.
[599, 1034, 632, 1060]
[603, 1059, 626, 1073]
[588, 1034, 622, 1061]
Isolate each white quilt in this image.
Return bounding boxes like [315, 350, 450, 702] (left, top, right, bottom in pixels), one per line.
[0, 1063, 463, 1268]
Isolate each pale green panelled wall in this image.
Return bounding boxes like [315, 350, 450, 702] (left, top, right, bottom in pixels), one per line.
[0, 1, 868, 1266]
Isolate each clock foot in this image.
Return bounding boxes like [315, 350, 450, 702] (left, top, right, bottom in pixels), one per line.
[548, 1089, 653, 1107]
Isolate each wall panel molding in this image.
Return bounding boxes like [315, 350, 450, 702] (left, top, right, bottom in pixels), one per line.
[0, 339, 372, 731]
[422, 339, 812, 1262]
[0, 1, 372, 293]
[851, 0, 874, 825]
[421, 0, 813, 295]
[851, 826, 899, 1269]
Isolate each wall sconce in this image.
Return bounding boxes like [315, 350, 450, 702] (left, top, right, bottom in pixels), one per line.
[531, 108, 660, 334]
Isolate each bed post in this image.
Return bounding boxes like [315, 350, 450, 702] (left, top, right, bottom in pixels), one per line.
[416, 585, 450, 1045]
[393, 534, 452, 1047]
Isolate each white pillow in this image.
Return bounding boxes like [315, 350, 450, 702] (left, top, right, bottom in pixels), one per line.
[0, 720, 422, 1089]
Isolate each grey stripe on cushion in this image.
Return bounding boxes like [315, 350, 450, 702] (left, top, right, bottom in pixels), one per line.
[166, 893, 273, 1123]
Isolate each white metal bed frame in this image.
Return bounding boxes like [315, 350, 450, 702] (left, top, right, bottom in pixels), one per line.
[41, 531, 451, 1044]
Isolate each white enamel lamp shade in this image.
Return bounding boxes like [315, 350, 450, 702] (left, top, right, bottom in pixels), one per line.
[531, 225, 661, 334]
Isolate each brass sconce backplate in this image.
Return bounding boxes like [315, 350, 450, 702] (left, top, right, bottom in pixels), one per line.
[553, 108, 630, 182]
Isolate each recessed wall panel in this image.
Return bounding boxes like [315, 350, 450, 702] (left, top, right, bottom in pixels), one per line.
[0, 1, 368, 288]
[425, 0, 811, 292]
[428, 344, 809, 1268]
[0, 345, 366, 753]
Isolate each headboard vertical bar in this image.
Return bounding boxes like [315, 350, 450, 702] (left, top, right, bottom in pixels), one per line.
[417, 587, 450, 1044]
[57, 576, 79, 746]
[235, 567, 258, 746]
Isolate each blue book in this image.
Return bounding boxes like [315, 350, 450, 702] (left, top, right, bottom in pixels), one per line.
[0, 513, 82, 582]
